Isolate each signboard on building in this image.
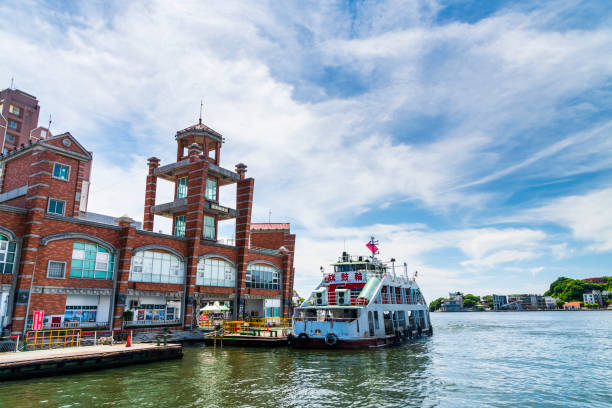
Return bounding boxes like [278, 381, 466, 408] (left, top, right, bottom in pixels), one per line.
[324, 272, 367, 284]
[32, 310, 44, 330]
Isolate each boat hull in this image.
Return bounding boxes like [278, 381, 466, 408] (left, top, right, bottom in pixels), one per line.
[290, 329, 431, 349]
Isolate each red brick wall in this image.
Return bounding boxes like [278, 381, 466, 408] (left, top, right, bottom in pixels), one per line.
[0, 210, 26, 237]
[250, 230, 285, 250]
[2, 151, 33, 192]
[30, 293, 67, 315]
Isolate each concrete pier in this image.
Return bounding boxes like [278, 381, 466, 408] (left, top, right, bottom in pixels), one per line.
[0, 344, 183, 381]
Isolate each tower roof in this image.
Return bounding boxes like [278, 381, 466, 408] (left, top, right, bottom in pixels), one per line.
[175, 121, 223, 142]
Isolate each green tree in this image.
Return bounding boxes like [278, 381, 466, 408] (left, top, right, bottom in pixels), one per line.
[556, 299, 564, 309]
[462, 294, 480, 309]
[429, 297, 445, 312]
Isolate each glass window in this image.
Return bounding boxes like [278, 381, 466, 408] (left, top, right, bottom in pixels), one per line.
[64, 305, 97, 323]
[174, 215, 186, 237]
[203, 216, 215, 240]
[47, 198, 65, 215]
[196, 257, 236, 287]
[246, 264, 279, 290]
[70, 242, 114, 280]
[0, 235, 16, 275]
[9, 105, 20, 115]
[129, 250, 185, 284]
[47, 261, 65, 278]
[205, 178, 217, 201]
[8, 120, 18, 129]
[176, 177, 188, 199]
[53, 163, 70, 181]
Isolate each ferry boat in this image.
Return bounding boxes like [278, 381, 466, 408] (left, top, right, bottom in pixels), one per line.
[291, 238, 432, 349]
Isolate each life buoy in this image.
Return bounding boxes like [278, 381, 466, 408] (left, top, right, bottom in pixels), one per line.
[297, 332, 309, 345]
[324, 332, 338, 346]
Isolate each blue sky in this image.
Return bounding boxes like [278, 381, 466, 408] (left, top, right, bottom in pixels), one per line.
[2, 0, 612, 300]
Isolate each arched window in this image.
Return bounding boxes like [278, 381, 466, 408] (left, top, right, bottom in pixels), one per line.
[246, 263, 279, 290]
[0, 235, 16, 274]
[71, 242, 114, 280]
[130, 251, 185, 284]
[196, 257, 235, 287]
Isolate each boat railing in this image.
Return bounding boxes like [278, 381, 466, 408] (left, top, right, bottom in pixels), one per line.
[292, 316, 359, 323]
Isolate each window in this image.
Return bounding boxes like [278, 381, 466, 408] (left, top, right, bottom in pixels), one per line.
[5, 134, 14, 143]
[8, 120, 18, 130]
[8, 105, 20, 115]
[203, 216, 215, 240]
[129, 250, 185, 284]
[47, 261, 66, 278]
[53, 163, 70, 181]
[373, 311, 380, 329]
[64, 305, 97, 323]
[0, 235, 16, 274]
[47, 198, 65, 215]
[70, 242, 114, 280]
[196, 257, 236, 287]
[205, 178, 217, 201]
[176, 177, 188, 199]
[40, 130, 47, 138]
[174, 215, 186, 237]
[246, 263, 279, 290]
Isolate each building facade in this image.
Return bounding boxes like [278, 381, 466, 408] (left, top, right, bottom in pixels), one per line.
[492, 294, 507, 310]
[0, 104, 295, 336]
[0, 88, 51, 153]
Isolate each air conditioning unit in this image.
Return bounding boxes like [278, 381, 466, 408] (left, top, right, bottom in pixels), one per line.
[129, 300, 139, 309]
[336, 289, 351, 306]
[313, 288, 328, 306]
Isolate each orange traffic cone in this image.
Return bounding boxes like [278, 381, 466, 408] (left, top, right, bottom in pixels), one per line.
[126, 335, 132, 348]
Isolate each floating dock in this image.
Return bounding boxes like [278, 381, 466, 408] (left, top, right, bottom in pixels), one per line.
[0, 343, 183, 381]
[203, 334, 288, 347]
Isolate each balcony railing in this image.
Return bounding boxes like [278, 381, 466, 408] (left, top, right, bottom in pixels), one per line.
[125, 319, 181, 326]
[26, 321, 109, 330]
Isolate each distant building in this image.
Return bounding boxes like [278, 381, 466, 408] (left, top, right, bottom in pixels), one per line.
[583, 291, 603, 306]
[492, 294, 507, 310]
[507, 294, 546, 310]
[564, 301, 581, 310]
[581, 277, 607, 284]
[0, 87, 51, 153]
[441, 292, 463, 311]
[544, 296, 558, 309]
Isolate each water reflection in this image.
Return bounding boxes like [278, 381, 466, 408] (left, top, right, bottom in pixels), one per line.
[1, 312, 610, 408]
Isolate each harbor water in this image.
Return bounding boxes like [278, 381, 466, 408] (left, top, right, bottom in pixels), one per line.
[1, 311, 610, 407]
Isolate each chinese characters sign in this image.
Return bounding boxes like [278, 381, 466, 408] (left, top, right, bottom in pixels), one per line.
[32, 310, 44, 331]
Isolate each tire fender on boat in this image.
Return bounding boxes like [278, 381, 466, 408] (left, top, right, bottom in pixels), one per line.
[324, 332, 338, 347]
[297, 332, 309, 344]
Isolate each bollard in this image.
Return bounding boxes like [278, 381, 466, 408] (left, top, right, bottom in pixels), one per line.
[22, 339, 27, 352]
[163, 335, 167, 346]
[157, 336, 160, 346]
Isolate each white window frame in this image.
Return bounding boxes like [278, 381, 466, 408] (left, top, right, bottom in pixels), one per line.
[47, 260, 66, 279]
[52, 162, 71, 181]
[203, 216, 216, 240]
[205, 178, 217, 201]
[47, 198, 66, 215]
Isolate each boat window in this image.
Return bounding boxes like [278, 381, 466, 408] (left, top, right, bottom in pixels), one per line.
[343, 309, 358, 319]
[368, 311, 375, 334]
[373, 311, 380, 329]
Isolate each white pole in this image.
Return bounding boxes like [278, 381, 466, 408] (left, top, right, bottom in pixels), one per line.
[15, 335, 19, 353]
[94, 331, 97, 346]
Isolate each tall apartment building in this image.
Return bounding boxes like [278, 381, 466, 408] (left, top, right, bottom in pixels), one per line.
[0, 88, 51, 153]
[0, 94, 295, 336]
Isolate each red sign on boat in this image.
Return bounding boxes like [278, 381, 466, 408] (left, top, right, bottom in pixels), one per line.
[32, 310, 44, 330]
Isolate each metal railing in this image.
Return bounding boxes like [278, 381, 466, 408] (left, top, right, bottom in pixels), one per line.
[25, 321, 109, 330]
[80, 330, 132, 346]
[0, 335, 19, 353]
[126, 319, 181, 326]
[24, 329, 81, 351]
[202, 318, 292, 336]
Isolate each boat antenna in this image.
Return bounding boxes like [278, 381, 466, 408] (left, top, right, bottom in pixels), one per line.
[404, 262, 408, 278]
[390, 258, 396, 279]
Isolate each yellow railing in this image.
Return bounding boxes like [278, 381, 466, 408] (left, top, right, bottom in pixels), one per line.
[25, 329, 81, 351]
[199, 318, 292, 335]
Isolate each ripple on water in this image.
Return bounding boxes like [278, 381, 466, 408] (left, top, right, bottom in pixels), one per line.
[0, 311, 610, 407]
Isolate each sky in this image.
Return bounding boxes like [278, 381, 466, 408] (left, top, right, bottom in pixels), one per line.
[2, 0, 612, 301]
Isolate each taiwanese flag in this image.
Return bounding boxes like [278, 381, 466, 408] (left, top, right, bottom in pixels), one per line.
[366, 241, 378, 254]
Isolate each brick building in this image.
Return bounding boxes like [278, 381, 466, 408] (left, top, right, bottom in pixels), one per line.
[0, 87, 51, 153]
[0, 105, 295, 336]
